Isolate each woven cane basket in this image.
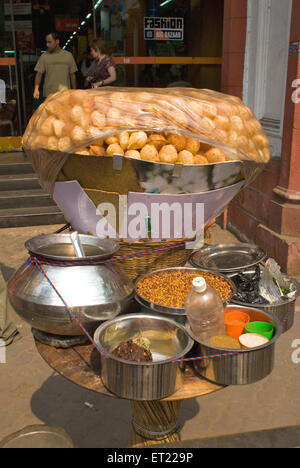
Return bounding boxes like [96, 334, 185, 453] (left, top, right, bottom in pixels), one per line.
[114, 239, 191, 281]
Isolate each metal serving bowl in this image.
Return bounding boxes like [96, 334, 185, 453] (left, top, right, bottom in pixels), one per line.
[27, 149, 265, 195]
[134, 267, 236, 319]
[228, 270, 300, 332]
[189, 304, 282, 386]
[94, 313, 194, 400]
[189, 243, 266, 273]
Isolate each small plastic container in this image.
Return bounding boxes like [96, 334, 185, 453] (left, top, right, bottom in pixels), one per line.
[225, 310, 250, 340]
[244, 321, 275, 340]
[239, 333, 269, 349]
[185, 277, 225, 343]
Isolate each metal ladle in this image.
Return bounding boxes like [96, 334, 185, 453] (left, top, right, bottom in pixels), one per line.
[70, 231, 85, 258]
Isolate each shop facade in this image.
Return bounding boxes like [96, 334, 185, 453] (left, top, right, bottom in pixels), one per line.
[0, 0, 224, 144]
[222, 0, 300, 275]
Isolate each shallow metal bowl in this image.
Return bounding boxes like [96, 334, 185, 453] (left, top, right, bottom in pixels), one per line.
[189, 304, 282, 385]
[94, 313, 194, 400]
[134, 267, 235, 317]
[0, 425, 74, 449]
[26, 148, 266, 195]
[189, 243, 266, 273]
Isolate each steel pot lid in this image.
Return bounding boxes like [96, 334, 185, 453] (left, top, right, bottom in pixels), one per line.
[189, 243, 266, 273]
[25, 233, 120, 262]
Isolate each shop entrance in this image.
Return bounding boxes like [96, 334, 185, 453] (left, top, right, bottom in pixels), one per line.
[95, 0, 223, 89]
[0, 0, 223, 143]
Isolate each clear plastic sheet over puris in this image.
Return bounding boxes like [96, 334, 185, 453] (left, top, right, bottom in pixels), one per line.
[23, 87, 270, 194]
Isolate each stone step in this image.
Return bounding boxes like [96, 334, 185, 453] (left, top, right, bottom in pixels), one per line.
[0, 205, 66, 228]
[0, 151, 28, 164]
[0, 173, 41, 191]
[0, 162, 35, 176]
[0, 189, 56, 209]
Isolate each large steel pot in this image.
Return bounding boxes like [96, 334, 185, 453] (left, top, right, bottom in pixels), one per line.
[190, 305, 282, 386]
[94, 313, 194, 400]
[8, 234, 134, 336]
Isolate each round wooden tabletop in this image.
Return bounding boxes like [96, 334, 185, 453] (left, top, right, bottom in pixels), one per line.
[34, 338, 223, 402]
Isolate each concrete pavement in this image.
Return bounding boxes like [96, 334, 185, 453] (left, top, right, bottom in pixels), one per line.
[0, 224, 299, 448]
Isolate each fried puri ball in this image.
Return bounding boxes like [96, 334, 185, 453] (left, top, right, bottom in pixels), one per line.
[58, 136, 72, 152]
[202, 102, 218, 119]
[253, 133, 269, 149]
[70, 126, 87, 145]
[106, 143, 124, 156]
[214, 114, 231, 131]
[48, 136, 58, 150]
[45, 101, 65, 119]
[205, 148, 227, 163]
[125, 150, 141, 160]
[231, 115, 245, 133]
[107, 107, 122, 126]
[147, 133, 168, 150]
[185, 138, 200, 155]
[177, 150, 194, 165]
[53, 119, 65, 138]
[122, 115, 136, 128]
[75, 148, 90, 156]
[128, 131, 148, 150]
[140, 144, 159, 162]
[86, 126, 103, 146]
[105, 131, 119, 145]
[90, 145, 105, 156]
[167, 133, 187, 152]
[71, 105, 85, 125]
[40, 116, 55, 136]
[33, 135, 49, 149]
[119, 131, 130, 151]
[194, 154, 209, 165]
[91, 111, 106, 128]
[159, 145, 178, 164]
[200, 116, 216, 133]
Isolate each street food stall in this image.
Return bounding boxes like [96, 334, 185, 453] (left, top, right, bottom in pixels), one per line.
[7, 87, 300, 446]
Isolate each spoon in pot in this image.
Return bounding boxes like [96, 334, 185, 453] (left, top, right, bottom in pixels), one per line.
[70, 231, 85, 258]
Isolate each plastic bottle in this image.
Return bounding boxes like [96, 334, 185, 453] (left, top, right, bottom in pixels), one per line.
[185, 277, 226, 343]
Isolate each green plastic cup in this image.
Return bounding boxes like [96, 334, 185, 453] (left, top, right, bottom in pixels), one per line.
[244, 321, 275, 340]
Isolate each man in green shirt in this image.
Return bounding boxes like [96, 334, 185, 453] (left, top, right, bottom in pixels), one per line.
[33, 32, 78, 100]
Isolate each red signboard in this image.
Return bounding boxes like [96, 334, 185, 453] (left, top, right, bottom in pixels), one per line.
[55, 18, 79, 32]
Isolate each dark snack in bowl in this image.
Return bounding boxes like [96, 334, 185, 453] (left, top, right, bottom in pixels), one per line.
[112, 339, 153, 362]
[231, 266, 268, 305]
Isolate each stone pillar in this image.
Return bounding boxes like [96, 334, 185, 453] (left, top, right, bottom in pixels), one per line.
[256, 0, 300, 274]
[267, 0, 300, 235]
[221, 0, 247, 99]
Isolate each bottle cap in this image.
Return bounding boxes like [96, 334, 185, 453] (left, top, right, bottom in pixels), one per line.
[192, 277, 207, 293]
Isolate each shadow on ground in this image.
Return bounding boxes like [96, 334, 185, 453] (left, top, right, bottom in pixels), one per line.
[30, 373, 200, 448]
[0, 263, 16, 282]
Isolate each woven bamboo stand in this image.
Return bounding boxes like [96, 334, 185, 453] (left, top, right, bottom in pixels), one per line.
[129, 400, 181, 447]
[115, 239, 191, 281]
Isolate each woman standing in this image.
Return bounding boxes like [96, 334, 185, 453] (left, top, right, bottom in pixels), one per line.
[86, 39, 116, 88]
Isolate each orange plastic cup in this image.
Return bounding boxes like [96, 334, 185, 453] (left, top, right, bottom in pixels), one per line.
[225, 310, 251, 341]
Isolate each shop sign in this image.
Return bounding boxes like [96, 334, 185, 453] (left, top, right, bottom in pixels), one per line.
[4, 1, 32, 16]
[5, 20, 32, 32]
[144, 17, 184, 41]
[55, 18, 79, 32]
